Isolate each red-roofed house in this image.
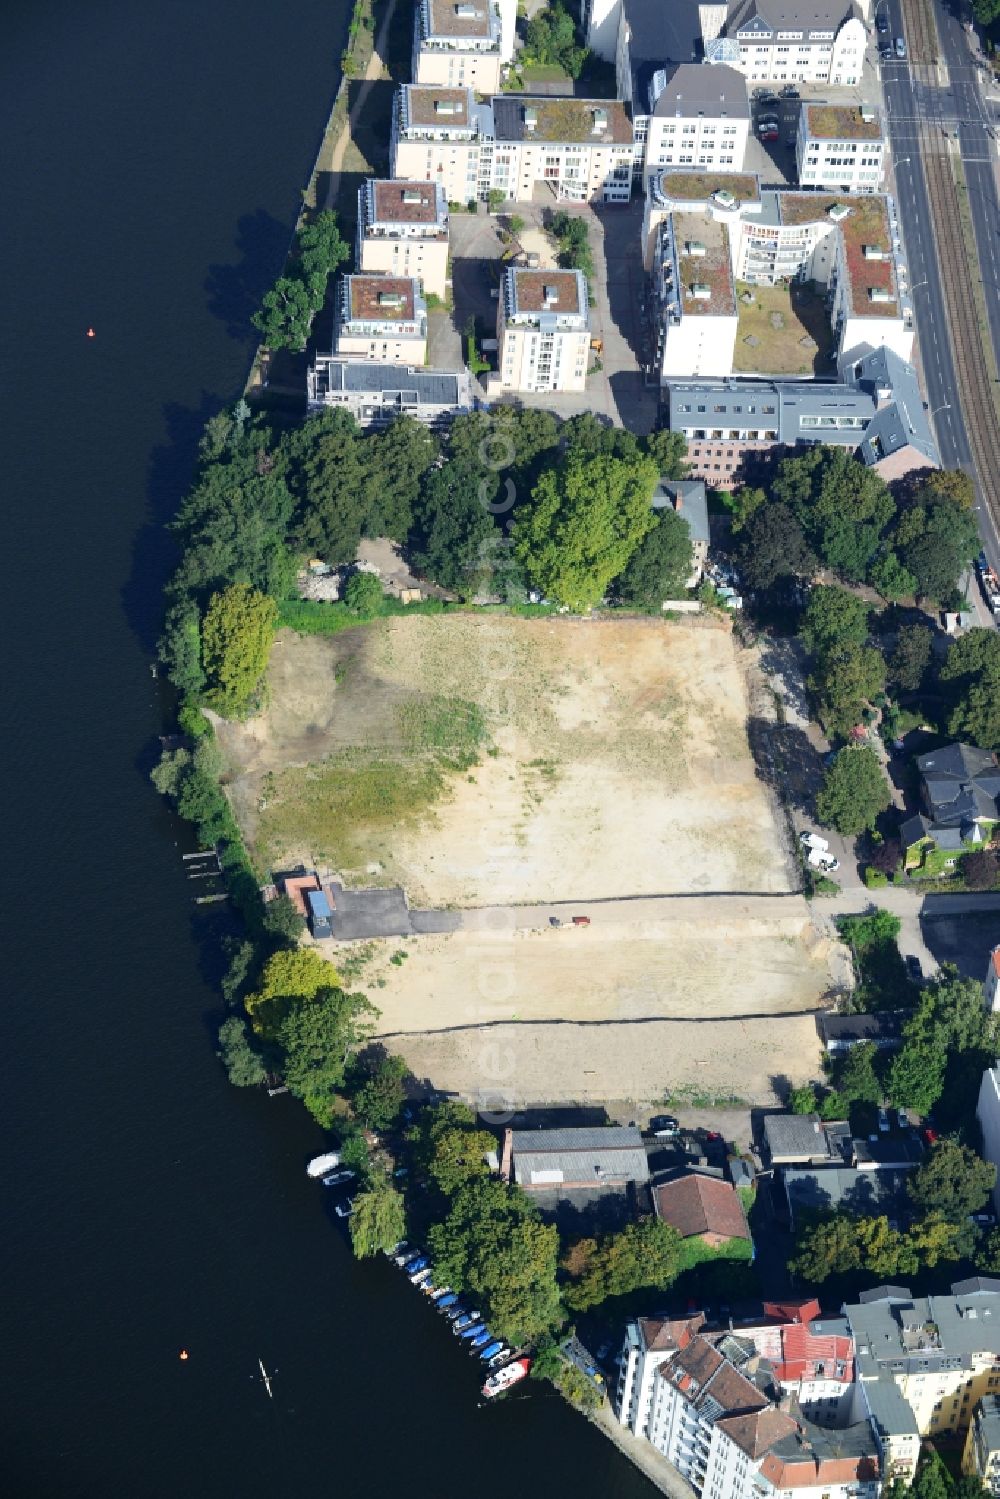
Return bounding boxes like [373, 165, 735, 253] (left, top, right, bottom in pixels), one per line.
[653, 1172, 751, 1250]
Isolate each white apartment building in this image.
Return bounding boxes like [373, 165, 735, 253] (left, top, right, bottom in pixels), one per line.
[390, 85, 485, 204]
[487, 96, 634, 203]
[390, 88, 633, 204]
[357, 179, 450, 299]
[797, 101, 886, 193]
[621, 1324, 880, 1499]
[628, 62, 750, 180]
[496, 268, 590, 393]
[412, 0, 515, 95]
[700, 0, 870, 85]
[334, 275, 428, 365]
[647, 171, 914, 378]
[653, 207, 740, 379]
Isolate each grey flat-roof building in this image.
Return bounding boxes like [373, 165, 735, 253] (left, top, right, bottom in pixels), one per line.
[818, 1011, 904, 1053]
[510, 1126, 649, 1191]
[306, 358, 473, 427]
[666, 345, 939, 485]
[763, 1113, 834, 1165]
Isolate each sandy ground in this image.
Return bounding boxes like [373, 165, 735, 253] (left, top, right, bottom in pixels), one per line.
[217, 613, 794, 905]
[331, 897, 835, 1105]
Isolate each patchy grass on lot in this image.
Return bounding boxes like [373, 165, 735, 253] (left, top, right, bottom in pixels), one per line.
[733, 281, 832, 374]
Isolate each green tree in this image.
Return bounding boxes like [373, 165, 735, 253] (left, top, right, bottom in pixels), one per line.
[343, 571, 384, 618]
[169, 443, 296, 604]
[908, 1139, 996, 1222]
[158, 601, 205, 697]
[362, 416, 438, 541]
[887, 1038, 947, 1115]
[351, 1052, 408, 1131]
[150, 747, 192, 799]
[285, 408, 368, 564]
[964, 847, 1000, 890]
[809, 641, 886, 738]
[409, 460, 499, 596]
[216, 1016, 266, 1087]
[297, 210, 350, 285]
[911, 1449, 955, 1499]
[736, 502, 816, 591]
[789, 1212, 862, 1282]
[513, 452, 658, 609]
[349, 1171, 407, 1258]
[836, 1040, 882, 1105]
[408, 1103, 496, 1198]
[549, 210, 594, 276]
[428, 1177, 563, 1345]
[942, 629, 1000, 750]
[893, 487, 979, 602]
[279, 987, 377, 1124]
[563, 1220, 682, 1311]
[800, 585, 871, 659]
[261, 893, 305, 945]
[773, 447, 895, 582]
[645, 429, 688, 478]
[816, 744, 891, 835]
[789, 1085, 819, 1114]
[889, 622, 934, 693]
[524, 1, 587, 76]
[201, 582, 278, 715]
[972, 0, 1000, 24]
[868, 551, 917, 602]
[252, 275, 316, 350]
[614, 508, 693, 604]
[245, 947, 341, 1037]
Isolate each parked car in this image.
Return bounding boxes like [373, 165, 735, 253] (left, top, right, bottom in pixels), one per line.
[781, 85, 800, 98]
[923, 1126, 939, 1145]
[878, 1108, 890, 1132]
[895, 36, 907, 57]
[905, 954, 923, 982]
[760, 129, 779, 142]
[649, 1115, 681, 1138]
[572, 915, 591, 927]
[895, 1109, 910, 1129]
[876, 12, 889, 30]
[881, 45, 894, 59]
[800, 831, 830, 851]
[756, 89, 779, 103]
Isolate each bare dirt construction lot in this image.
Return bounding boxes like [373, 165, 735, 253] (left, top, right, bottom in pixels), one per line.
[213, 612, 840, 1102]
[360, 899, 835, 1106]
[216, 612, 793, 904]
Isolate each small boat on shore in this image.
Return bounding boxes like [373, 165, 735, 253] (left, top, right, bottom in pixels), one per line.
[334, 1196, 356, 1218]
[482, 1357, 531, 1399]
[469, 1328, 492, 1350]
[457, 1319, 483, 1339]
[437, 1293, 458, 1310]
[411, 1267, 432, 1286]
[306, 1152, 341, 1178]
[478, 1341, 504, 1362]
[406, 1256, 429, 1275]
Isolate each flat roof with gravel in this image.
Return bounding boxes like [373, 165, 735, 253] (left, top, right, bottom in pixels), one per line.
[655, 169, 760, 205]
[402, 85, 474, 128]
[805, 103, 882, 140]
[492, 95, 633, 145]
[676, 212, 735, 318]
[424, 0, 493, 38]
[370, 180, 447, 226]
[347, 275, 419, 321]
[779, 193, 898, 318]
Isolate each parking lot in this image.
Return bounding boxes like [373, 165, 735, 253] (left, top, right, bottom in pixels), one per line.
[445, 198, 658, 432]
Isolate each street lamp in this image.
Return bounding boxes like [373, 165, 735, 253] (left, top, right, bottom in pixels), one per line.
[929, 402, 952, 421]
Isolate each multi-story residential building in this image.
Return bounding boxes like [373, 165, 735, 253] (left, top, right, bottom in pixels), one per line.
[617, 1318, 880, 1499]
[306, 357, 472, 426]
[845, 1280, 1000, 1485]
[487, 96, 634, 203]
[627, 62, 750, 181]
[357, 180, 450, 299]
[665, 344, 939, 482]
[390, 85, 486, 204]
[412, 0, 515, 95]
[987, 947, 1000, 1013]
[334, 275, 428, 365]
[978, 1064, 1000, 1217]
[496, 268, 590, 393]
[647, 171, 915, 380]
[700, 0, 870, 86]
[963, 1395, 1000, 1493]
[652, 207, 740, 378]
[390, 88, 633, 204]
[797, 102, 886, 193]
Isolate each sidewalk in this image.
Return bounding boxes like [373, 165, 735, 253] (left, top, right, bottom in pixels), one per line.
[589, 1404, 697, 1499]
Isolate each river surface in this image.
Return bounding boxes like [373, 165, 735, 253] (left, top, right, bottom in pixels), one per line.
[0, 4, 655, 1494]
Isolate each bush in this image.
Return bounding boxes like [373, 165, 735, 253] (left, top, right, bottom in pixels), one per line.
[343, 570, 384, 619]
[864, 868, 888, 888]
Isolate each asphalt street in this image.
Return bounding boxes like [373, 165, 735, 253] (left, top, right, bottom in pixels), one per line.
[880, 0, 1000, 567]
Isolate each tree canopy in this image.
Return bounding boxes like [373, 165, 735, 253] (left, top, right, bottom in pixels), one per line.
[216, 1016, 266, 1087]
[800, 585, 870, 659]
[350, 1051, 409, 1132]
[252, 210, 349, 350]
[201, 582, 278, 716]
[406, 1102, 495, 1198]
[562, 1221, 683, 1311]
[736, 502, 816, 591]
[523, 1, 587, 76]
[816, 744, 891, 835]
[809, 641, 886, 739]
[350, 1171, 407, 1258]
[427, 1177, 563, 1345]
[512, 451, 659, 609]
[613, 507, 693, 605]
[278, 986, 376, 1124]
[244, 947, 340, 1037]
[908, 1139, 996, 1223]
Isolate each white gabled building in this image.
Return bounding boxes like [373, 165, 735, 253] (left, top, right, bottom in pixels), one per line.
[629, 62, 750, 182]
[700, 0, 870, 86]
[797, 101, 887, 193]
[412, 0, 516, 95]
[497, 268, 590, 393]
[334, 274, 428, 366]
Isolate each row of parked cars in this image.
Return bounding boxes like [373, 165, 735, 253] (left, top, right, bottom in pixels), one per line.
[876, 13, 907, 58]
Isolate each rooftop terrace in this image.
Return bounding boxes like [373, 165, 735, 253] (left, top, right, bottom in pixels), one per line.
[402, 85, 474, 129]
[675, 212, 736, 318]
[493, 95, 633, 145]
[656, 169, 760, 206]
[424, 0, 494, 39]
[780, 193, 898, 318]
[346, 275, 420, 322]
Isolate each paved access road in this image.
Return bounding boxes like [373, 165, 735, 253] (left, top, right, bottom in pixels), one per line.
[882, 0, 1000, 566]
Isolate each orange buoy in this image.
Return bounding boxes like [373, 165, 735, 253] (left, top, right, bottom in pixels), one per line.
[179, 1349, 189, 1361]
[86, 328, 96, 338]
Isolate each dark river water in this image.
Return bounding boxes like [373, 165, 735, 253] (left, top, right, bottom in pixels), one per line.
[0, 3, 656, 1494]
